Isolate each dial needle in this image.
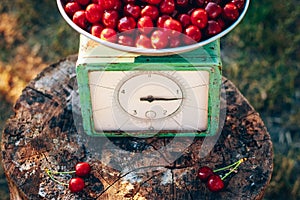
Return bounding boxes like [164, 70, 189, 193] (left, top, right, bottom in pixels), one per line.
[140, 95, 183, 103]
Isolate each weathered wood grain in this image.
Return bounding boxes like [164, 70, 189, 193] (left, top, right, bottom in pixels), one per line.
[1, 55, 273, 200]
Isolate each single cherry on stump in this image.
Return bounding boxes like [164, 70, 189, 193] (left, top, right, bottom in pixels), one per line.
[75, 162, 91, 177]
[69, 177, 85, 193]
[197, 166, 214, 182]
[207, 174, 224, 192]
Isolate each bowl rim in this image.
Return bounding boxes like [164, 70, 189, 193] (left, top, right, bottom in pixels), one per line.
[57, 0, 250, 56]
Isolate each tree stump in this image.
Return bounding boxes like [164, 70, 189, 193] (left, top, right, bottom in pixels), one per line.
[1, 55, 273, 200]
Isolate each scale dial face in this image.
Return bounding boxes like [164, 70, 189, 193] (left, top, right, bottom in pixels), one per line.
[117, 72, 183, 120]
[88, 70, 210, 134]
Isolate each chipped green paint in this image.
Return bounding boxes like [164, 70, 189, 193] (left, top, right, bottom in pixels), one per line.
[76, 40, 222, 137]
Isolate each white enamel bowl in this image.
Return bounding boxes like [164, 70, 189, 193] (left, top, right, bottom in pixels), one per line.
[57, 0, 250, 56]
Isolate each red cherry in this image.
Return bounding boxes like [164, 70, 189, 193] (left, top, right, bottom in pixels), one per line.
[216, 18, 225, 29]
[187, 8, 196, 16]
[100, 28, 117, 42]
[123, 0, 136, 3]
[209, 0, 222, 4]
[112, 0, 122, 11]
[73, 10, 88, 29]
[163, 18, 182, 37]
[137, 16, 154, 35]
[231, 0, 245, 10]
[69, 177, 85, 193]
[76, 0, 90, 6]
[91, 24, 104, 38]
[194, 0, 205, 7]
[102, 10, 119, 28]
[151, 30, 169, 49]
[190, 8, 208, 29]
[175, 0, 189, 8]
[64, 2, 81, 17]
[205, 2, 222, 19]
[207, 174, 224, 192]
[159, 0, 175, 15]
[223, 3, 240, 21]
[117, 16, 137, 33]
[75, 162, 91, 177]
[146, 0, 162, 4]
[197, 166, 214, 181]
[206, 20, 222, 36]
[98, 0, 120, 10]
[135, 34, 152, 48]
[157, 15, 172, 28]
[124, 4, 141, 19]
[85, 3, 103, 23]
[183, 25, 201, 45]
[118, 34, 135, 46]
[141, 5, 159, 20]
[177, 14, 191, 28]
[169, 36, 181, 48]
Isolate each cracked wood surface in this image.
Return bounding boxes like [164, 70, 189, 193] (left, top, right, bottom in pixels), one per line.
[1, 55, 273, 200]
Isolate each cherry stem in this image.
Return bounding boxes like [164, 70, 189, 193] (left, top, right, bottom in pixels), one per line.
[45, 168, 72, 186]
[213, 158, 247, 173]
[217, 158, 247, 181]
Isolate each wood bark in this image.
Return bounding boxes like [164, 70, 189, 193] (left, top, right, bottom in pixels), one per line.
[1, 55, 273, 200]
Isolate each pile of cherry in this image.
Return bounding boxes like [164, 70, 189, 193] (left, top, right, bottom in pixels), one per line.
[61, 0, 246, 49]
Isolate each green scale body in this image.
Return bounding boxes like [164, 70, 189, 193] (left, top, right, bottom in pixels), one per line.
[76, 35, 222, 137]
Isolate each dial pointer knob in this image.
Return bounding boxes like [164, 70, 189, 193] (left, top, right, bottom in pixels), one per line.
[140, 95, 183, 103]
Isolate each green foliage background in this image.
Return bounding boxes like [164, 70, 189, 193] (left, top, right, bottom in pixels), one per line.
[0, 0, 299, 199]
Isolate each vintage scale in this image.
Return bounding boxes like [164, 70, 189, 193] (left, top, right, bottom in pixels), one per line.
[57, 0, 250, 138]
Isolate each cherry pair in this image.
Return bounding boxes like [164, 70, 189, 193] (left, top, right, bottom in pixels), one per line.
[197, 158, 247, 192]
[45, 162, 91, 193]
